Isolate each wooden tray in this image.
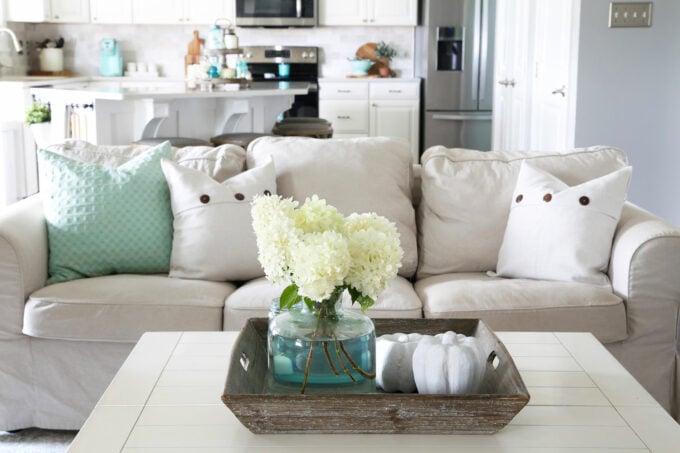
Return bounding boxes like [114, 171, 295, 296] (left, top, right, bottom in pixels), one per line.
[222, 318, 530, 434]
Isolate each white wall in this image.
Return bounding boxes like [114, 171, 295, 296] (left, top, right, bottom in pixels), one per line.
[10, 22, 414, 79]
[574, 0, 680, 226]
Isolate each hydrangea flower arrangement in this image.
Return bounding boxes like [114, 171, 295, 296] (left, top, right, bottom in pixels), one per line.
[251, 194, 403, 312]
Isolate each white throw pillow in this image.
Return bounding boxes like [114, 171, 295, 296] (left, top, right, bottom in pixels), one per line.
[47, 140, 246, 182]
[416, 146, 630, 278]
[161, 158, 276, 282]
[247, 136, 417, 278]
[495, 162, 632, 286]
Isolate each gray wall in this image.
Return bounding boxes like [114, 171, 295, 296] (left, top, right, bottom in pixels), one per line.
[574, 0, 680, 226]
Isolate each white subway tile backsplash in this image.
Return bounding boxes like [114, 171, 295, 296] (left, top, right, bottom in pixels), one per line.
[11, 23, 414, 79]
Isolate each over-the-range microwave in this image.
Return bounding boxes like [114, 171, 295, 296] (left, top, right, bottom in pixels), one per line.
[235, 0, 317, 27]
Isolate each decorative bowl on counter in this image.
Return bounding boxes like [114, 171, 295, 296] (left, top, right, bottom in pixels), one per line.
[349, 58, 374, 76]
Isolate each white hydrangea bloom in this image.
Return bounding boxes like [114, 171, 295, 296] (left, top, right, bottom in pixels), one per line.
[251, 195, 299, 284]
[289, 230, 350, 301]
[295, 195, 345, 234]
[345, 213, 403, 300]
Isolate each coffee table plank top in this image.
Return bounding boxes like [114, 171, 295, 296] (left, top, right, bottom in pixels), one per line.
[67, 331, 680, 453]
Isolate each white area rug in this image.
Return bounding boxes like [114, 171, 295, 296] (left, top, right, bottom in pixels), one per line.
[0, 429, 76, 453]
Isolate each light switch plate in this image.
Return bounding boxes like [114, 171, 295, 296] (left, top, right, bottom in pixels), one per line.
[609, 2, 653, 27]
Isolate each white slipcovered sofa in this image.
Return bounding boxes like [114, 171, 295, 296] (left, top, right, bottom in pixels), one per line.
[0, 137, 678, 431]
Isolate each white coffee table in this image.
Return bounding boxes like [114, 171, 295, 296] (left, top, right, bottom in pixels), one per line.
[67, 331, 680, 452]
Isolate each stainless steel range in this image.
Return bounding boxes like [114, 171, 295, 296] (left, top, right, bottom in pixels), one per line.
[242, 45, 319, 118]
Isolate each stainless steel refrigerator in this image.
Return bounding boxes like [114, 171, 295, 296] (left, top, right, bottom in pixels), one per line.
[416, 0, 496, 151]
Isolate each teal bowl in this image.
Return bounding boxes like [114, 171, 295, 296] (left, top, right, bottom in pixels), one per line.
[350, 59, 375, 76]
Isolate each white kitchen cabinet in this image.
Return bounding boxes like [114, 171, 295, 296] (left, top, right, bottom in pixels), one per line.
[91, 0, 133, 24]
[132, 0, 231, 25]
[5, 0, 89, 23]
[319, 0, 417, 26]
[319, 79, 420, 162]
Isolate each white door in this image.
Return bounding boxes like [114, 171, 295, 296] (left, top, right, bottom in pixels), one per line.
[371, 0, 417, 26]
[5, 0, 49, 22]
[49, 0, 90, 22]
[492, 0, 533, 151]
[91, 0, 132, 23]
[530, 0, 579, 151]
[318, 0, 365, 25]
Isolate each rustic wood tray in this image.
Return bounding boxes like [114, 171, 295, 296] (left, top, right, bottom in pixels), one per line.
[222, 318, 530, 434]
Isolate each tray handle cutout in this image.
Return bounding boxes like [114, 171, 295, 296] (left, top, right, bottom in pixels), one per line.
[487, 350, 500, 370]
[240, 351, 250, 372]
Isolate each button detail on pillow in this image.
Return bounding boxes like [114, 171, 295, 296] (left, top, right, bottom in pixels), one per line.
[495, 161, 632, 286]
[161, 158, 276, 282]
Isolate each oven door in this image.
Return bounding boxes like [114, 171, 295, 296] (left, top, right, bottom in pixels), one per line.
[235, 0, 317, 27]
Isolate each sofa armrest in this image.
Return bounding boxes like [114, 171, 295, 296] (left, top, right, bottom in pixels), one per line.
[0, 195, 48, 338]
[608, 202, 680, 415]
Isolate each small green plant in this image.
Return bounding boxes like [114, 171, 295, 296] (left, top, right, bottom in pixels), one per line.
[25, 101, 51, 124]
[375, 41, 397, 61]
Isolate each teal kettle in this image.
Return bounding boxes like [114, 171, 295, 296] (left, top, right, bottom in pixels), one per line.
[99, 38, 123, 77]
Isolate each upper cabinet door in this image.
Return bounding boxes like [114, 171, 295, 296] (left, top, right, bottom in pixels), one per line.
[318, 0, 366, 26]
[5, 0, 49, 22]
[184, 0, 231, 24]
[132, 0, 183, 24]
[370, 0, 417, 26]
[91, 0, 133, 23]
[49, 0, 90, 22]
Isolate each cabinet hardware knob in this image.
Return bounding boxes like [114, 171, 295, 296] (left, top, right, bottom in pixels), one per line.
[338, 115, 350, 119]
[338, 89, 350, 93]
[388, 90, 402, 93]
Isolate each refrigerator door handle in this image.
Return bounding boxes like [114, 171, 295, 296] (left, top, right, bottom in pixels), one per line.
[470, 0, 482, 102]
[432, 113, 493, 121]
[479, 0, 490, 103]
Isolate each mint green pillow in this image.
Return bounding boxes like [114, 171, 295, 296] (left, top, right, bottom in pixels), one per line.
[38, 142, 174, 284]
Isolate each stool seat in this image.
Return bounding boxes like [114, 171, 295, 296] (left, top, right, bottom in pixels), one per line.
[134, 137, 211, 148]
[272, 117, 333, 139]
[210, 132, 271, 149]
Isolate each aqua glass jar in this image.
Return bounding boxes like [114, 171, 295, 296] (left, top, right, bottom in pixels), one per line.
[268, 288, 376, 393]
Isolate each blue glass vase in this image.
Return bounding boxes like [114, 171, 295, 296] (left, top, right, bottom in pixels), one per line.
[268, 288, 376, 393]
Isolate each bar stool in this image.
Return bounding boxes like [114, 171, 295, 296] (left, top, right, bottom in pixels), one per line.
[134, 137, 211, 148]
[209, 132, 271, 149]
[272, 117, 333, 139]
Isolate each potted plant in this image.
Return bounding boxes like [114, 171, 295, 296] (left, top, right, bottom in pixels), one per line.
[25, 100, 52, 149]
[374, 41, 397, 77]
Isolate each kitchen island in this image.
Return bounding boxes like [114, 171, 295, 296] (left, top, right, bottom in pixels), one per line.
[30, 80, 311, 145]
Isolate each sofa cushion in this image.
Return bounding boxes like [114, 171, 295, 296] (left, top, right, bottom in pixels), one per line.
[46, 139, 246, 182]
[417, 146, 629, 278]
[496, 163, 632, 286]
[223, 276, 422, 330]
[38, 144, 174, 284]
[247, 137, 417, 278]
[162, 158, 276, 281]
[415, 273, 627, 343]
[23, 275, 235, 342]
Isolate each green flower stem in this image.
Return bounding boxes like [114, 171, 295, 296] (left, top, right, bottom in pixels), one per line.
[340, 340, 376, 379]
[333, 335, 357, 383]
[322, 341, 340, 376]
[300, 303, 324, 394]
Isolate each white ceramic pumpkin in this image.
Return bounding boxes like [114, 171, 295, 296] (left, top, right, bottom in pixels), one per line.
[412, 331, 486, 395]
[375, 333, 423, 392]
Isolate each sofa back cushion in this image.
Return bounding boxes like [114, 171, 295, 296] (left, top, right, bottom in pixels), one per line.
[417, 146, 629, 278]
[247, 137, 417, 278]
[46, 139, 246, 182]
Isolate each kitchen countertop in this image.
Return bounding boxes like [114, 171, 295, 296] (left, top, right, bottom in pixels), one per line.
[29, 80, 310, 101]
[318, 77, 420, 83]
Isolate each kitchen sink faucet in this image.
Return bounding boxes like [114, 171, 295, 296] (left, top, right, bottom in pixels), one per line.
[0, 28, 23, 53]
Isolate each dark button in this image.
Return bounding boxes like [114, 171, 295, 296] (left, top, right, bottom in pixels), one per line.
[264, 189, 271, 196]
[200, 194, 210, 204]
[234, 193, 245, 201]
[515, 194, 523, 203]
[543, 193, 552, 202]
[579, 196, 590, 206]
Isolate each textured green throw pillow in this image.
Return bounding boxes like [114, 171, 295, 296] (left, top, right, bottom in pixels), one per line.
[38, 142, 174, 284]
